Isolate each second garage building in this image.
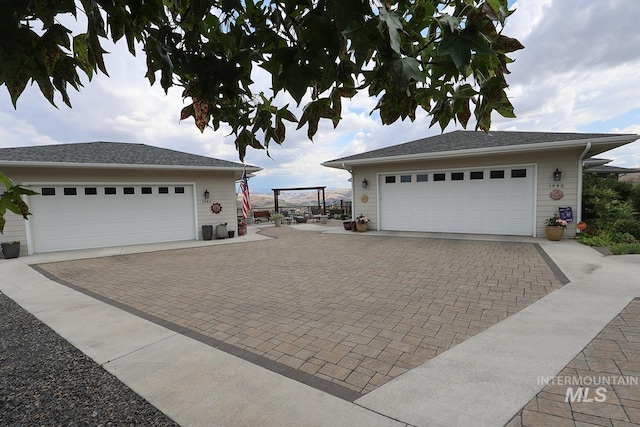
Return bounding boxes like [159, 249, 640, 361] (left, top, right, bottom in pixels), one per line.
[323, 130, 639, 238]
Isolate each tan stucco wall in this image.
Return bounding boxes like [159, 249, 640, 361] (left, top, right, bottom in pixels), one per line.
[350, 148, 584, 238]
[0, 166, 240, 255]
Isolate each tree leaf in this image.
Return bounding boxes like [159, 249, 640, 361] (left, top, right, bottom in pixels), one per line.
[0, 0, 523, 160]
[439, 27, 492, 73]
[334, 1, 355, 32]
[378, 7, 403, 55]
[395, 57, 424, 84]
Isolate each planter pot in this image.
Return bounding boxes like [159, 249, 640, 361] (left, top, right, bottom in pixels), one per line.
[343, 221, 352, 230]
[274, 218, 283, 227]
[238, 225, 247, 236]
[1, 241, 20, 259]
[320, 215, 328, 224]
[545, 225, 564, 241]
[202, 225, 214, 241]
[356, 222, 368, 232]
[294, 216, 307, 224]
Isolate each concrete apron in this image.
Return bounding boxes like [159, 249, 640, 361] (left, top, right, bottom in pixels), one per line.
[1, 240, 638, 427]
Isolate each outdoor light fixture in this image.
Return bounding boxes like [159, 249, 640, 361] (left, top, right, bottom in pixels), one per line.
[362, 179, 368, 189]
[553, 168, 562, 181]
[204, 189, 210, 200]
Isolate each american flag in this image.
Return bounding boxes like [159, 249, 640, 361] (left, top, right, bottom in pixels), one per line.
[240, 169, 251, 220]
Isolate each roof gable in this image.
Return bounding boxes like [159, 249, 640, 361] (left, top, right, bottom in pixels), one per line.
[0, 141, 257, 170]
[324, 130, 638, 166]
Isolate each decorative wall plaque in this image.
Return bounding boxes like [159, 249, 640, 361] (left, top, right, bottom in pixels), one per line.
[550, 189, 564, 200]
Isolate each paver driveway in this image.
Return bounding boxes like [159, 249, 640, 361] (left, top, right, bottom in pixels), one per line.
[508, 298, 640, 426]
[36, 226, 564, 401]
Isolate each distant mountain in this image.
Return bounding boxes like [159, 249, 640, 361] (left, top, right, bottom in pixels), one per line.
[238, 189, 352, 208]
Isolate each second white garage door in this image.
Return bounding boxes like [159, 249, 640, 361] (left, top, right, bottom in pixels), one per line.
[28, 184, 197, 253]
[379, 165, 535, 236]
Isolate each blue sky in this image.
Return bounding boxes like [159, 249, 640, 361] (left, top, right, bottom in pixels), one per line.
[1, 0, 639, 194]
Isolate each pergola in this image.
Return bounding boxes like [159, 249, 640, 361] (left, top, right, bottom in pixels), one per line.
[272, 186, 326, 214]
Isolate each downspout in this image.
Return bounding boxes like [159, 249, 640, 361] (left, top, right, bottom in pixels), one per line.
[343, 162, 355, 221]
[577, 142, 592, 234]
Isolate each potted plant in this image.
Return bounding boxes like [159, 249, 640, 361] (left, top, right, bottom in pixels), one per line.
[355, 214, 369, 232]
[272, 212, 285, 227]
[1, 241, 20, 259]
[545, 214, 567, 241]
[238, 219, 247, 236]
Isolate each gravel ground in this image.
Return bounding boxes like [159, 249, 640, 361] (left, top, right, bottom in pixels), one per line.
[0, 292, 179, 426]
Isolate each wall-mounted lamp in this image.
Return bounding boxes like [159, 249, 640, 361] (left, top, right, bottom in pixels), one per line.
[204, 189, 210, 200]
[553, 168, 562, 182]
[362, 179, 368, 189]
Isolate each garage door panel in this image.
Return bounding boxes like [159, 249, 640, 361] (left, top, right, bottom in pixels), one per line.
[380, 166, 534, 236]
[30, 185, 196, 252]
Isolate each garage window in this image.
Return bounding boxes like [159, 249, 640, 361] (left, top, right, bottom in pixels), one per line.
[84, 187, 97, 195]
[41, 187, 56, 196]
[490, 170, 505, 179]
[470, 171, 484, 180]
[385, 176, 396, 184]
[451, 172, 464, 181]
[141, 187, 152, 194]
[511, 169, 527, 178]
[123, 187, 135, 195]
[175, 186, 185, 194]
[159, 187, 169, 194]
[417, 174, 428, 182]
[63, 187, 77, 196]
[400, 175, 412, 183]
[105, 187, 117, 195]
[433, 173, 446, 181]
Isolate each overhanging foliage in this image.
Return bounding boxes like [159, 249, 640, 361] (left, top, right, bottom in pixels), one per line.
[0, 0, 523, 160]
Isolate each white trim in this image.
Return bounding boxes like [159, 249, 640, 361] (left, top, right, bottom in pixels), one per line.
[374, 162, 536, 176]
[24, 194, 35, 255]
[577, 143, 592, 231]
[191, 184, 199, 240]
[24, 181, 197, 186]
[532, 164, 538, 238]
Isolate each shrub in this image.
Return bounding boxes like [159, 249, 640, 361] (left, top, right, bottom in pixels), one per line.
[582, 171, 640, 240]
[630, 183, 640, 214]
[577, 230, 636, 247]
[608, 242, 640, 255]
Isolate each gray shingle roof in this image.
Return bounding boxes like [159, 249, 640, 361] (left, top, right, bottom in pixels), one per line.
[585, 165, 640, 174]
[0, 141, 256, 169]
[325, 130, 636, 163]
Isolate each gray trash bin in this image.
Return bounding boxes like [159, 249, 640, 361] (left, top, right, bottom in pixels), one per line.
[202, 225, 213, 241]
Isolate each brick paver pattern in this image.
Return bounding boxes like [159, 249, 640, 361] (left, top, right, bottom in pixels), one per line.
[507, 298, 640, 427]
[38, 226, 563, 395]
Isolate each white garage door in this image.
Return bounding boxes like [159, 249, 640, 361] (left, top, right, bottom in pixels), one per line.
[379, 165, 535, 236]
[28, 184, 197, 253]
